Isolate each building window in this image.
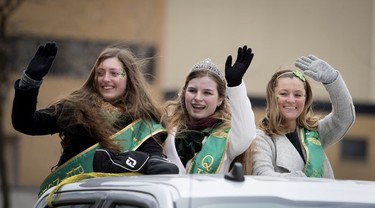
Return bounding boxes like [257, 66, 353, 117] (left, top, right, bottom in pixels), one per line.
[340, 138, 367, 161]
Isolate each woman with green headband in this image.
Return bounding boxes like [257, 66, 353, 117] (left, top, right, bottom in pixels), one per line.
[248, 55, 355, 178]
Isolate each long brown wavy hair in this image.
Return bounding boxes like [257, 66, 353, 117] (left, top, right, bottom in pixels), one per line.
[50, 45, 164, 152]
[162, 70, 231, 133]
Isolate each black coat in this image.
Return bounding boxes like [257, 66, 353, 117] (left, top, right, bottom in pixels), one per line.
[12, 80, 164, 167]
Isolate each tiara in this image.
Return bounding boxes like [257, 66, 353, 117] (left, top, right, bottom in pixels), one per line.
[191, 58, 225, 81]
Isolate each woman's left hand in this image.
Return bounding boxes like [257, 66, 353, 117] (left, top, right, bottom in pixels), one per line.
[225, 45, 254, 87]
[295, 55, 338, 84]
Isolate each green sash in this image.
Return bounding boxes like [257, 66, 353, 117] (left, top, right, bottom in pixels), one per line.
[299, 127, 324, 177]
[38, 119, 165, 197]
[188, 127, 229, 174]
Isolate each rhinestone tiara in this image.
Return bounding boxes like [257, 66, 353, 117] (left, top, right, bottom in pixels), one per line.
[191, 58, 225, 81]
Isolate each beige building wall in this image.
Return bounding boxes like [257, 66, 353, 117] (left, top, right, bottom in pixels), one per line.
[3, 0, 375, 187]
[9, 0, 165, 95]
[163, 0, 373, 103]
[328, 115, 375, 180]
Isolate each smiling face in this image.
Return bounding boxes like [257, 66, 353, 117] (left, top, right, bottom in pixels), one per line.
[95, 57, 127, 102]
[275, 77, 306, 129]
[184, 76, 224, 121]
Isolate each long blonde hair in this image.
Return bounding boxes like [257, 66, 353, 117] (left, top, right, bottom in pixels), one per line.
[259, 68, 320, 136]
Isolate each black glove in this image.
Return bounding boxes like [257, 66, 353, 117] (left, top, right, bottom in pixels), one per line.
[225, 45, 254, 87]
[25, 42, 58, 81]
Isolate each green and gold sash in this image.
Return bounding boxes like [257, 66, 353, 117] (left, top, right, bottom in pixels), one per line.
[299, 127, 324, 177]
[38, 119, 165, 197]
[188, 127, 229, 174]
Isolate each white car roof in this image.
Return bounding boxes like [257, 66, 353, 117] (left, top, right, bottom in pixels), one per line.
[36, 173, 375, 208]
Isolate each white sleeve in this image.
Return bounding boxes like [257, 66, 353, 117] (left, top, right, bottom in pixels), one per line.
[226, 82, 256, 160]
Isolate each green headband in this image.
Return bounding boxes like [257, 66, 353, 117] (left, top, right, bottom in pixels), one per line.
[292, 70, 305, 82]
[277, 70, 305, 82]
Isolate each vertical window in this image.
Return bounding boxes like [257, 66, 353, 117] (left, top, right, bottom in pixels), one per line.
[340, 138, 367, 161]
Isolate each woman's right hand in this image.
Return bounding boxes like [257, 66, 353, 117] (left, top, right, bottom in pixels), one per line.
[25, 42, 58, 81]
[225, 45, 254, 87]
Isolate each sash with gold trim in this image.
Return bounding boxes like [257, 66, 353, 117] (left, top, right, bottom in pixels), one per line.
[38, 119, 166, 197]
[188, 127, 229, 174]
[299, 127, 324, 177]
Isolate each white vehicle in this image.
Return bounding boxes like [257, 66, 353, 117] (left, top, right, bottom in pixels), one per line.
[34, 164, 375, 208]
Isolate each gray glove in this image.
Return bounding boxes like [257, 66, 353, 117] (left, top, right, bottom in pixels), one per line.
[295, 55, 338, 84]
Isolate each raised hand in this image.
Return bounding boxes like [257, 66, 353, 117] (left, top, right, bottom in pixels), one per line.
[25, 42, 58, 81]
[225, 45, 254, 87]
[295, 55, 338, 84]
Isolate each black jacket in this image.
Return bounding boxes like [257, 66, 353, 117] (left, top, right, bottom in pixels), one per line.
[12, 80, 164, 167]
